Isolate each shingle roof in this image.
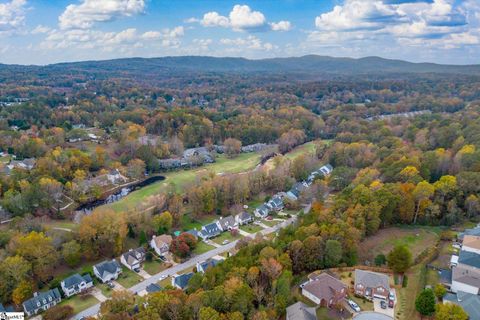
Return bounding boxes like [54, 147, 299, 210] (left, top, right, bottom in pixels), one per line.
[236, 211, 252, 222]
[355, 269, 390, 290]
[463, 235, 480, 250]
[62, 273, 92, 289]
[218, 216, 236, 230]
[286, 302, 317, 320]
[153, 235, 173, 248]
[458, 250, 480, 269]
[303, 273, 346, 302]
[444, 291, 480, 320]
[23, 288, 61, 313]
[452, 265, 480, 288]
[199, 259, 220, 272]
[174, 272, 194, 289]
[121, 247, 146, 267]
[94, 260, 121, 279]
[202, 222, 221, 236]
[458, 226, 480, 241]
[146, 283, 162, 293]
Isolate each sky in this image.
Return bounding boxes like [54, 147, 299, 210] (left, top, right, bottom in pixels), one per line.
[0, 0, 479, 65]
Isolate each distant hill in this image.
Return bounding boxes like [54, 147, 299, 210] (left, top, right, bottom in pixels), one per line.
[1, 55, 480, 80]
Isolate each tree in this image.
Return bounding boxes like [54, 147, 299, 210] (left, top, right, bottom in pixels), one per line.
[415, 288, 436, 317]
[126, 158, 146, 179]
[413, 181, 435, 224]
[171, 233, 197, 258]
[434, 284, 447, 300]
[12, 280, 33, 305]
[62, 240, 82, 267]
[199, 306, 222, 320]
[152, 211, 173, 234]
[100, 290, 136, 318]
[43, 305, 74, 320]
[387, 245, 412, 273]
[324, 240, 342, 268]
[0, 255, 31, 303]
[435, 303, 468, 320]
[374, 254, 387, 266]
[139, 230, 147, 246]
[224, 138, 242, 158]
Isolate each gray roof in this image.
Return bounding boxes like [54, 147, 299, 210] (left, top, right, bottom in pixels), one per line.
[458, 250, 480, 269]
[174, 272, 194, 289]
[202, 222, 221, 236]
[23, 288, 61, 313]
[218, 215, 236, 230]
[95, 260, 121, 278]
[458, 226, 480, 241]
[444, 291, 480, 320]
[269, 196, 283, 208]
[256, 204, 270, 214]
[237, 211, 252, 222]
[353, 312, 393, 320]
[0, 303, 13, 312]
[121, 247, 146, 266]
[439, 269, 452, 284]
[62, 273, 92, 289]
[199, 259, 220, 272]
[355, 269, 390, 290]
[146, 283, 162, 293]
[452, 265, 480, 289]
[186, 229, 199, 238]
[286, 302, 317, 320]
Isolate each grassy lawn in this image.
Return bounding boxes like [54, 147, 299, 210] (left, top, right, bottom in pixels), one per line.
[240, 224, 263, 234]
[284, 141, 318, 160]
[143, 260, 170, 275]
[42, 219, 79, 231]
[158, 276, 172, 288]
[193, 241, 216, 255]
[358, 226, 440, 263]
[97, 283, 114, 298]
[59, 294, 99, 314]
[116, 267, 143, 288]
[212, 231, 241, 245]
[262, 220, 280, 227]
[104, 152, 262, 213]
[396, 265, 424, 320]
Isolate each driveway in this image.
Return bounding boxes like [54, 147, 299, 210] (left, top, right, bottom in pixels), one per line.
[90, 287, 107, 302]
[111, 281, 126, 291]
[373, 299, 394, 318]
[138, 269, 151, 279]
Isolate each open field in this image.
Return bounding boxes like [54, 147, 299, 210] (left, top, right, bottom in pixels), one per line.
[104, 152, 262, 213]
[357, 226, 440, 263]
[284, 141, 318, 160]
[59, 294, 99, 314]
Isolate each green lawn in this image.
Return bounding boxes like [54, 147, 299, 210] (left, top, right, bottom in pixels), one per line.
[180, 215, 216, 232]
[59, 294, 99, 314]
[104, 152, 262, 213]
[159, 276, 172, 288]
[239, 224, 263, 234]
[116, 267, 143, 288]
[212, 231, 241, 245]
[262, 220, 280, 227]
[97, 283, 114, 298]
[42, 219, 79, 231]
[143, 260, 170, 275]
[284, 141, 318, 160]
[193, 241, 216, 255]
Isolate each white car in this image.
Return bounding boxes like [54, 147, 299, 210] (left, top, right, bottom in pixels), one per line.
[222, 240, 230, 245]
[159, 275, 167, 280]
[389, 291, 395, 301]
[348, 299, 361, 312]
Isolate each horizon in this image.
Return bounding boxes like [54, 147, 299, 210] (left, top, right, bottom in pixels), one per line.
[0, 0, 479, 65]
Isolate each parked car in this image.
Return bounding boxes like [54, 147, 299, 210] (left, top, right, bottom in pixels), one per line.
[380, 300, 387, 309]
[159, 275, 167, 280]
[222, 240, 230, 245]
[107, 282, 115, 289]
[389, 291, 395, 301]
[266, 216, 273, 221]
[348, 299, 361, 312]
[133, 268, 140, 273]
[388, 299, 394, 308]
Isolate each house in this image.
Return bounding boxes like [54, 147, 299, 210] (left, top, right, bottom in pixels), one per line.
[61, 273, 93, 297]
[444, 291, 480, 320]
[302, 273, 347, 307]
[183, 147, 214, 164]
[120, 247, 146, 271]
[286, 182, 308, 201]
[267, 196, 284, 211]
[451, 251, 480, 294]
[0, 303, 14, 312]
[217, 215, 237, 231]
[150, 235, 173, 256]
[235, 211, 253, 225]
[3, 158, 36, 174]
[319, 164, 333, 176]
[254, 204, 270, 218]
[172, 272, 194, 290]
[458, 225, 480, 242]
[186, 229, 199, 239]
[286, 302, 317, 320]
[93, 260, 122, 283]
[22, 288, 62, 317]
[146, 283, 163, 293]
[462, 235, 480, 254]
[354, 269, 390, 300]
[199, 222, 222, 240]
[196, 259, 221, 273]
[107, 169, 128, 185]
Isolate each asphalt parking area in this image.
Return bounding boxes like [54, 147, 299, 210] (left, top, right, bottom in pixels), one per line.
[373, 299, 394, 318]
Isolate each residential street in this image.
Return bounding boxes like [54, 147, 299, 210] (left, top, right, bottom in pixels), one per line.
[73, 216, 297, 319]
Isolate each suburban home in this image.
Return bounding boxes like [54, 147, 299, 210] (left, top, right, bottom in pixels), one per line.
[93, 260, 122, 283]
[451, 250, 480, 294]
[217, 215, 237, 231]
[302, 273, 347, 307]
[267, 196, 284, 211]
[22, 289, 62, 317]
[146, 283, 163, 293]
[462, 235, 480, 254]
[354, 269, 390, 300]
[199, 222, 222, 240]
[186, 229, 199, 239]
[458, 225, 480, 242]
[172, 272, 194, 290]
[120, 247, 146, 271]
[286, 302, 317, 320]
[286, 182, 308, 201]
[235, 211, 253, 225]
[0, 303, 13, 312]
[319, 164, 334, 176]
[196, 259, 221, 273]
[444, 291, 480, 320]
[254, 204, 270, 218]
[107, 169, 128, 184]
[150, 234, 173, 256]
[61, 273, 93, 297]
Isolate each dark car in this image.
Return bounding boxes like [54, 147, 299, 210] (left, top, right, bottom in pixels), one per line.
[388, 299, 394, 308]
[380, 300, 387, 309]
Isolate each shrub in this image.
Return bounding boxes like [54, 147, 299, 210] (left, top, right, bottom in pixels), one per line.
[402, 275, 408, 288]
[43, 305, 74, 320]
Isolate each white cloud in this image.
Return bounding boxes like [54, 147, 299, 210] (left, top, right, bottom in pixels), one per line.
[59, 0, 145, 30]
[198, 4, 290, 32]
[270, 20, 291, 32]
[31, 25, 51, 34]
[220, 35, 275, 50]
[0, 0, 27, 35]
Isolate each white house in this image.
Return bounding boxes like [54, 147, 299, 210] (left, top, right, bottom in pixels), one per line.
[93, 260, 122, 283]
[61, 273, 93, 297]
[120, 247, 146, 271]
[235, 211, 253, 225]
[23, 289, 62, 317]
[150, 234, 173, 256]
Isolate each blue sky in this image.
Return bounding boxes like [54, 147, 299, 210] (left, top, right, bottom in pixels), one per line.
[0, 0, 479, 65]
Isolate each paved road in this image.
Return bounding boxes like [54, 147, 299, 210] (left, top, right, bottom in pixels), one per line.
[73, 216, 296, 320]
